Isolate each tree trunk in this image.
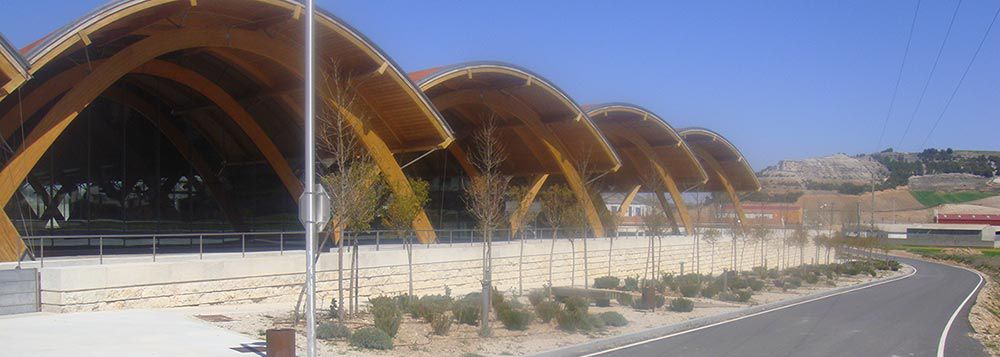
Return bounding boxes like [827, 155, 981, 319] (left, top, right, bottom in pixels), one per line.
[480, 228, 492, 336]
[607, 236, 614, 277]
[548, 229, 557, 296]
[518, 232, 524, 296]
[338, 233, 345, 321]
[583, 235, 589, 289]
[407, 235, 414, 299]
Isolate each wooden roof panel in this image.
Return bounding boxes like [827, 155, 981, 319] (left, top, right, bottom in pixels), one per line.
[679, 128, 760, 192]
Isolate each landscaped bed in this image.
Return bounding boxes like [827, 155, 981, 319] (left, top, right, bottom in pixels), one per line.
[204, 260, 907, 356]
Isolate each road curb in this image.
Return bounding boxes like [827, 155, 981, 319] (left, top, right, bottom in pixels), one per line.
[533, 265, 916, 357]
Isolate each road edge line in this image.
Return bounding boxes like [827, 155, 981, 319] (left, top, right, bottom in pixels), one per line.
[535, 265, 917, 357]
[936, 264, 985, 357]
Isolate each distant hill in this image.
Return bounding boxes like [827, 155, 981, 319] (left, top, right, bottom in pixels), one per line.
[758, 148, 1000, 195]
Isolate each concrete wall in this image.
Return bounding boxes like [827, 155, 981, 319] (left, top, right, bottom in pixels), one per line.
[35, 235, 818, 313]
[0, 268, 38, 315]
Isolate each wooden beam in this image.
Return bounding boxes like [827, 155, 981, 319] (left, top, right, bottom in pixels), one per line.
[617, 184, 641, 219]
[325, 99, 437, 243]
[446, 142, 480, 179]
[132, 60, 303, 199]
[608, 124, 695, 234]
[653, 190, 681, 234]
[430, 89, 606, 237]
[101, 87, 246, 229]
[510, 174, 547, 236]
[693, 147, 747, 227]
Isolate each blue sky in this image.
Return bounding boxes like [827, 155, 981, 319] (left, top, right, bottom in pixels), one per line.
[1, 0, 998, 171]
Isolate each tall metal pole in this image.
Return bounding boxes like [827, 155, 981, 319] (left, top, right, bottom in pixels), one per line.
[304, 1, 318, 356]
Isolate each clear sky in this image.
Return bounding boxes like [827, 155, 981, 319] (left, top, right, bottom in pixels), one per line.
[1, 0, 998, 171]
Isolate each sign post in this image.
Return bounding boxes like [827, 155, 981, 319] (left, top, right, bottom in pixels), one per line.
[302, 1, 318, 356]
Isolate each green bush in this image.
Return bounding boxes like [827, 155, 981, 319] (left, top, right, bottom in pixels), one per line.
[804, 274, 819, 284]
[585, 313, 606, 330]
[655, 295, 666, 309]
[748, 278, 765, 292]
[598, 311, 628, 327]
[623, 276, 640, 291]
[430, 313, 451, 336]
[593, 276, 621, 289]
[497, 306, 533, 330]
[535, 300, 561, 323]
[556, 296, 592, 332]
[616, 294, 634, 307]
[700, 284, 719, 298]
[527, 289, 547, 307]
[452, 295, 480, 326]
[669, 297, 694, 312]
[679, 281, 701, 297]
[660, 273, 676, 290]
[316, 322, 351, 340]
[414, 295, 453, 322]
[735, 290, 752, 302]
[787, 278, 802, 288]
[349, 326, 393, 350]
[560, 296, 590, 313]
[369, 296, 402, 337]
[328, 298, 339, 319]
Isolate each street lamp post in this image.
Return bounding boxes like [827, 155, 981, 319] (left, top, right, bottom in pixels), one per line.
[303, 1, 317, 356]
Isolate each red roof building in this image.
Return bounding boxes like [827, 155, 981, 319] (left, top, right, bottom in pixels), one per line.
[936, 214, 1000, 227]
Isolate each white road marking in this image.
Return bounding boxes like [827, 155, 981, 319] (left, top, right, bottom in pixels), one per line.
[581, 266, 918, 357]
[937, 265, 984, 357]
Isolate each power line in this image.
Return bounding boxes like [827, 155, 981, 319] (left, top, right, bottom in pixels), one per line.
[875, 0, 923, 152]
[896, 0, 964, 149]
[921, 1, 1000, 148]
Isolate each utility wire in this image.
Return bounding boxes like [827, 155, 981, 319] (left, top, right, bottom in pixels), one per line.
[875, 0, 922, 152]
[897, 0, 964, 149]
[921, 2, 1000, 148]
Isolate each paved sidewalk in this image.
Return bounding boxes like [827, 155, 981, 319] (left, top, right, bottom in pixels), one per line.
[0, 309, 264, 356]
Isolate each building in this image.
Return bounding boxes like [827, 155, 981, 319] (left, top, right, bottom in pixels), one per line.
[0, 0, 759, 262]
[936, 213, 1000, 227]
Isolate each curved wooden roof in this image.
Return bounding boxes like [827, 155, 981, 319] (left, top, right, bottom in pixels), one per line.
[679, 127, 760, 192]
[585, 103, 707, 191]
[413, 62, 620, 175]
[0, 34, 29, 100]
[7, 0, 453, 152]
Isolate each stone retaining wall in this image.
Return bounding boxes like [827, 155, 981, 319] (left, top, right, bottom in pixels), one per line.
[38, 234, 819, 313]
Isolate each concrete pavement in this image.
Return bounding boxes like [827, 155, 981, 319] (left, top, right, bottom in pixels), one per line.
[0, 309, 263, 356]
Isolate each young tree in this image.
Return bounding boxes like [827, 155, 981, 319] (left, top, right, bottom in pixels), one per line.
[463, 116, 511, 337]
[538, 183, 584, 290]
[701, 228, 721, 275]
[294, 62, 386, 322]
[382, 178, 430, 301]
[640, 207, 670, 283]
[748, 223, 771, 268]
[507, 184, 542, 295]
[788, 226, 811, 267]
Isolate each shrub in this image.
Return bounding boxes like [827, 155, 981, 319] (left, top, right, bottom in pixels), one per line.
[369, 296, 402, 337]
[349, 327, 393, 350]
[497, 307, 533, 330]
[430, 313, 451, 336]
[535, 300, 561, 323]
[700, 284, 719, 298]
[616, 293, 634, 307]
[772, 279, 785, 289]
[316, 322, 351, 340]
[527, 289, 547, 307]
[679, 281, 701, 297]
[452, 295, 480, 326]
[623, 276, 640, 291]
[598, 311, 628, 327]
[595, 297, 611, 307]
[735, 290, 752, 302]
[556, 308, 589, 331]
[655, 294, 666, 308]
[392, 294, 414, 315]
[585, 313, 606, 330]
[804, 274, 819, 284]
[787, 278, 802, 288]
[660, 273, 676, 290]
[593, 276, 621, 289]
[561, 296, 590, 314]
[414, 295, 453, 322]
[669, 297, 694, 312]
[748, 278, 765, 292]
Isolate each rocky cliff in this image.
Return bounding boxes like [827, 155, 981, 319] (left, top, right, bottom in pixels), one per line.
[759, 154, 888, 189]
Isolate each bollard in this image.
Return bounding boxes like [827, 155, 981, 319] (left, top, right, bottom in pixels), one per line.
[266, 328, 296, 357]
[680, 261, 685, 276]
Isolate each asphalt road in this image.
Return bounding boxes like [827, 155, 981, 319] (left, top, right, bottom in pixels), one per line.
[586, 256, 987, 357]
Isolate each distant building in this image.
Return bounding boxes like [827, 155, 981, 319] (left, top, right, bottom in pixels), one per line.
[936, 213, 1000, 227]
[716, 203, 803, 226]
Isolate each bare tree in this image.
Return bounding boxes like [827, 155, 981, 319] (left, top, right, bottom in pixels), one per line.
[463, 116, 511, 337]
[701, 228, 721, 275]
[789, 226, 811, 267]
[507, 184, 541, 295]
[293, 62, 386, 323]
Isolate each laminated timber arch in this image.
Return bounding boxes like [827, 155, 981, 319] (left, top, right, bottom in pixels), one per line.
[587, 103, 709, 235]
[679, 128, 761, 228]
[0, 34, 30, 101]
[0, 0, 454, 260]
[414, 63, 622, 237]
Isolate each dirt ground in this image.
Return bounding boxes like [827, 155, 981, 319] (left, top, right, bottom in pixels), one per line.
[202, 268, 904, 356]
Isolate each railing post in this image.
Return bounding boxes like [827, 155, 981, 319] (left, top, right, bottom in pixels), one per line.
[242, 234, 246, 258]
[280, 233, 284, 255]
[40, 238, 44, 268]
[199, 235, 204, 260]
[449, 230, 453, 247]
[99, 236, 104, 265]
[152, 236, 157, 262]
[376, 231, 380, 251]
